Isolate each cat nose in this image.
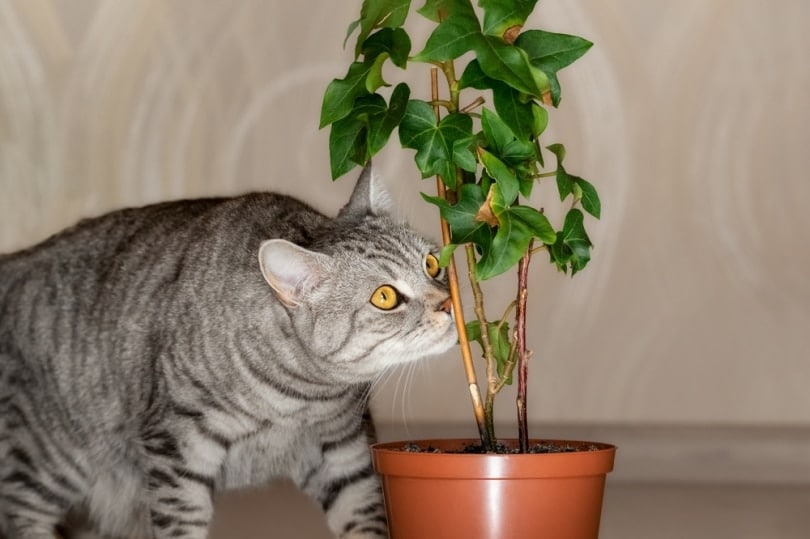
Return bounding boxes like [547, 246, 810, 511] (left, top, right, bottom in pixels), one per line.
[437, 297, 453, 314]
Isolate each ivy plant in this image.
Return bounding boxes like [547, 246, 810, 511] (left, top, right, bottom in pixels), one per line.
[321, 0, 598, 453]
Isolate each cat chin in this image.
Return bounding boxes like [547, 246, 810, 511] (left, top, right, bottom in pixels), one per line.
[396, 327, 459, 365]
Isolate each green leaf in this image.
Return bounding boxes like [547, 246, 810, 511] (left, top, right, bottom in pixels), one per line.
[475, 35, 550, 99]
[550, 208, 592, 274]
[399, 100, 473, 188]
[517, 29, 594, 73]
[476, 210, 533, 279]
[365, 52, 391, 93]
[546, 142, 566, 163]
[329, 113, 366, 179]
[491, 84, 533, 140]
[329, 94, 389, 179]
[367, 83, 411, 154]
[452, 136, 478, 172]
[479, 0, 538, 40]
[362, 28, 412, 68]
[465, 320, 482, 342]
[480, 108, 515, 155]
[546, 143, 574, 200]
[516, 29, 593, 106]
[510, 205, 556, 244]
[501, 138, 536, 164]
[418, 0, 476, 22]
[458, 59, 491, 91]
[354, 0, 413, 56]
[531, 102, 548, 137]
[490, 321, 513, 382]
[327, 86, 411, 179]
[320, 62, 372, 128]
[489, 321, 513, 381]
[478, 148, 518, 206]
[479, 109, 537, 204]
[465, 320, 513, 383]
[422, 183, 491, 247]
[514, 161, 537, 198]
[344, 18, 362, 48]
[556, 166, 574, 200]
[574, 176, 601, 219]
[412, 3, 481, 62]
[438, 242, 459, 267]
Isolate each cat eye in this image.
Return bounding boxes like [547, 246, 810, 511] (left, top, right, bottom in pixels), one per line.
[370, 285, 401, 310]
[424, 253, 443, 279]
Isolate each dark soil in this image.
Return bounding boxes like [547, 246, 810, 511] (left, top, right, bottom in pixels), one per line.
[399, 441, 603, 454]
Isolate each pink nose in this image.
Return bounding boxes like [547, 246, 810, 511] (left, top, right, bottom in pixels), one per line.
[437, 297, 453, 314]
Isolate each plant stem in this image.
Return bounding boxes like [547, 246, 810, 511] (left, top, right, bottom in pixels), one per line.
[429, 99, 455, 111]
[516, 240, 533, 453]
[440, 61, 460, 112]
[466, 244, 497, 444]
[430, 68, 493, 451]
[436, 61, 499, 451]
[460, 96, 486, 113]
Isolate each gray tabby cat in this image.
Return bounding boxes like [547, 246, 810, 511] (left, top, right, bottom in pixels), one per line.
[0, 164, 456, 539]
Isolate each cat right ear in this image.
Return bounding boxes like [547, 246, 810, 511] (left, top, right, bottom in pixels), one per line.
[258, 240, 329, 308]
[339, 161, 393, 219]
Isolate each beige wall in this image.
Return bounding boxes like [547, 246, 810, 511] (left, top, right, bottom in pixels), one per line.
[1, 0, 807, 428]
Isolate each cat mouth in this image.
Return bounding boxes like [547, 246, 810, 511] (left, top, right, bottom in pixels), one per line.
[437, 320, 460, 351]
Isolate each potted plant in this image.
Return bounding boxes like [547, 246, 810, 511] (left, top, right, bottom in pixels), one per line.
[320, 0, 615, 537]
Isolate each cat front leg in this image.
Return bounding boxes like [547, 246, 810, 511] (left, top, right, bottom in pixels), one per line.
[299, 440, 388, 539]
[145, 461, 215, 539]
[321, 467, 388, 539]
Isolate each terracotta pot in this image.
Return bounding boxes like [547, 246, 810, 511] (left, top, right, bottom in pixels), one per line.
[371, 438, 616, 539]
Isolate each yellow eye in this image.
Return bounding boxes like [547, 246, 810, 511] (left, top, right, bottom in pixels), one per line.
[370, 285, 400, 310]
[424, 253, 442, 279]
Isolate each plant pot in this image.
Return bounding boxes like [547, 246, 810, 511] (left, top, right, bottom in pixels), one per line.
[371, 438, 616, 539]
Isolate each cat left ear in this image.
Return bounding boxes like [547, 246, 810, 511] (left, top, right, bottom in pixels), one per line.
[258, 239, 329, 308]
[339, 161, 392, 219]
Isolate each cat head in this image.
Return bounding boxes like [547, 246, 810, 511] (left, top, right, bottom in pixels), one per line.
[258, 164, 457, 383]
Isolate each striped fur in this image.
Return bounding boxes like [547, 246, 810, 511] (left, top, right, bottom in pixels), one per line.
[0, 165, 456, 538]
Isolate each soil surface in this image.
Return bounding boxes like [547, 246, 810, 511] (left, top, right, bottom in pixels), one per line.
[398, 440, 603, 454]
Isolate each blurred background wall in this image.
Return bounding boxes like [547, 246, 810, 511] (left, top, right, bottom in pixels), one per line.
[0, 0, 808, 433]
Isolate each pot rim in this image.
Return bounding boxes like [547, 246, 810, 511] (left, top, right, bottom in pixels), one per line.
[371, 438, 616, 479]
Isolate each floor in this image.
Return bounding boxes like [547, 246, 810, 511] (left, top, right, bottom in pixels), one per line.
[67, 424, 810, 537]
[208, 480, 810, 538]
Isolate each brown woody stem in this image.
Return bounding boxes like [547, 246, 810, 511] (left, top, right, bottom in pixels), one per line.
[516, 240, 534, 453]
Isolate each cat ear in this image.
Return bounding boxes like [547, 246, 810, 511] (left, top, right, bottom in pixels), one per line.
[339, 161, 392, 219]
[258, 239, 329, 308]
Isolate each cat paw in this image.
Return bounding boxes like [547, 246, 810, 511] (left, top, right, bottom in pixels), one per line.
[338, 525, 388, 539]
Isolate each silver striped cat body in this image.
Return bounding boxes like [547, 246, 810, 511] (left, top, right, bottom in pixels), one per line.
[0, 165, 456, 539]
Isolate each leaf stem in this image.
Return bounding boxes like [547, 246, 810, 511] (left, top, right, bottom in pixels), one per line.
[530, 244, 548, 256]
[497, 300, 517, 332]
[460, 96, 486, 113]
[429, 99, 455, 112]
[440, 61, 460, 112]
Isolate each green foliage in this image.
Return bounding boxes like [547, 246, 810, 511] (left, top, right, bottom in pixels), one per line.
[322, 0, 598, 275]
[321, 0, 599, 440]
